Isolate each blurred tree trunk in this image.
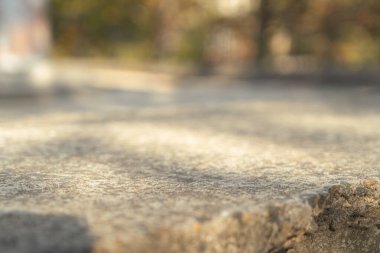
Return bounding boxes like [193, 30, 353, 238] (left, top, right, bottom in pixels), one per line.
[256, 0, 271, 68]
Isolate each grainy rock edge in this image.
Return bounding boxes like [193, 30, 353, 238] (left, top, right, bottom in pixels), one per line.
[292, 179, 380, 253]
[100, 179, 380, 253]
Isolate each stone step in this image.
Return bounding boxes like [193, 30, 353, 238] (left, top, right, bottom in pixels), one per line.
[1, 76, 380, 253]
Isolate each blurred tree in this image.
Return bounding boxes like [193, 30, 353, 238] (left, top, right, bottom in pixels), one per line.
[256, 0, 271, 65]
[50, 0, 380, 71]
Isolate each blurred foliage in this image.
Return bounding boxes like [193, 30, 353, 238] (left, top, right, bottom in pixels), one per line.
[50, 0, 380, 70]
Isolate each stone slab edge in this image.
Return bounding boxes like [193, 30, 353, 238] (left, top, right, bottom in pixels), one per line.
[93, 179, 380, 253]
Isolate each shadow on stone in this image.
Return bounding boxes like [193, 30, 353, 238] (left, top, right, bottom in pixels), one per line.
[0, 211, 93, 253]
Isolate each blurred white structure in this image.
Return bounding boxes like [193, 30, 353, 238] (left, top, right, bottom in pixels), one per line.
[216, 0, 255, 17]
[0, 0, 50, 73]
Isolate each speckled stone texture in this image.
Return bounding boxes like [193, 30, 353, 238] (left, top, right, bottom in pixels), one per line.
[1, 79, 380, 253]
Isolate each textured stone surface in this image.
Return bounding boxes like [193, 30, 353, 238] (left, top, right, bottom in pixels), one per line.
[292, 181, 380, 253]
[1, 79, 380, 252]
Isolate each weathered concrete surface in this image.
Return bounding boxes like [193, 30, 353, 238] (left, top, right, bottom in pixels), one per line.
[293, 180, 380, 252]
[1, 78, 380, 252]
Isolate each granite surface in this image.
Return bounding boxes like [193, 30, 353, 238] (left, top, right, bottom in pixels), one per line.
[1, 79, 380, 252]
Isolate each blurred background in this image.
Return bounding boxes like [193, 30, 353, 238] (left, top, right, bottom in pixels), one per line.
[50, 0, 380, 73]
[0, 0, 380, 90]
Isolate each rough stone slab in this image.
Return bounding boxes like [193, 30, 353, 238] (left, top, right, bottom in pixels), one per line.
[1, 81, 380, 252]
